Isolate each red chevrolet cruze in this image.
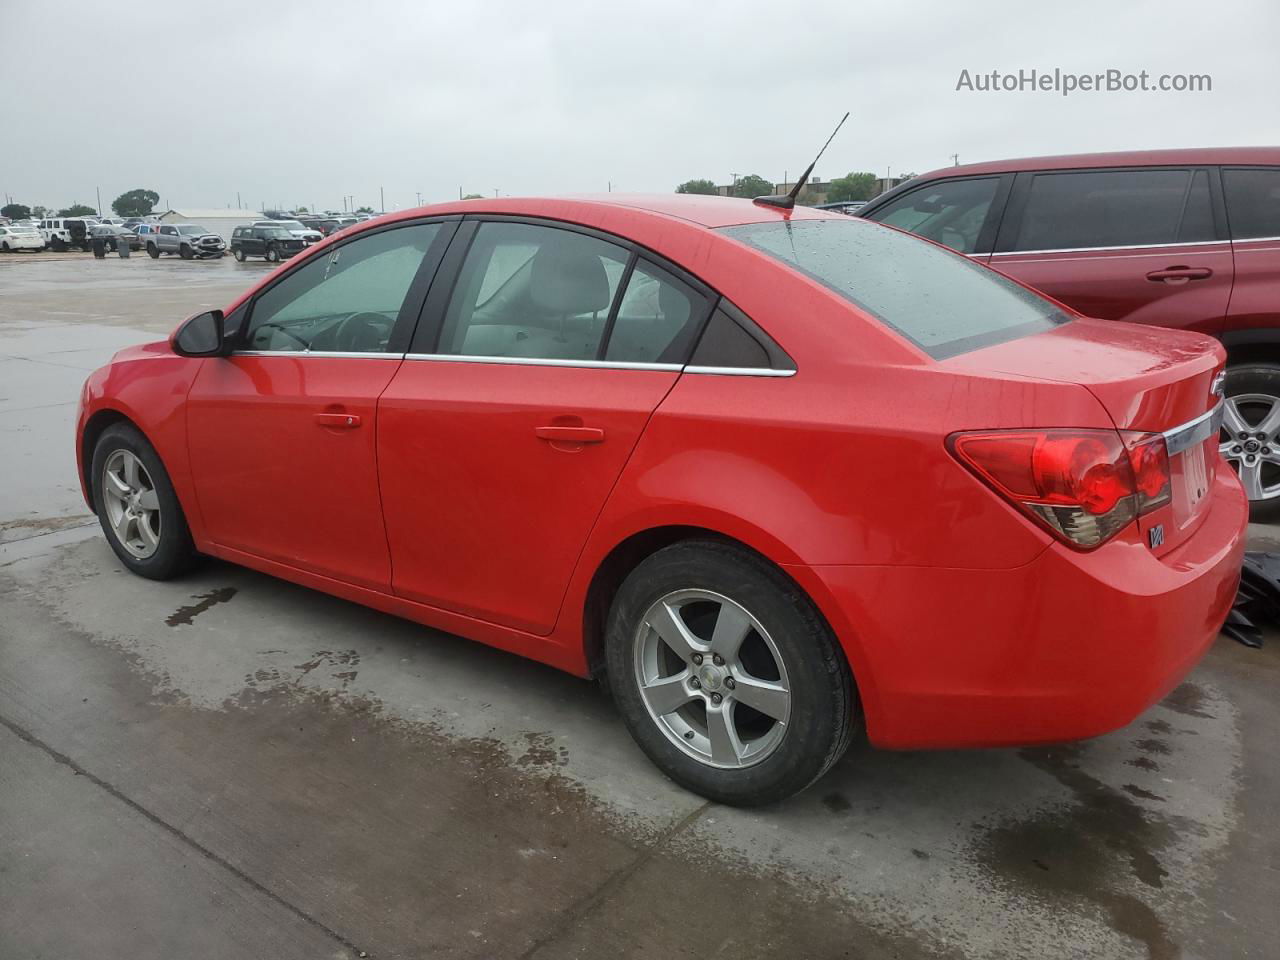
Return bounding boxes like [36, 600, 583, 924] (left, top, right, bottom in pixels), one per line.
[76, 195, 1246, 805]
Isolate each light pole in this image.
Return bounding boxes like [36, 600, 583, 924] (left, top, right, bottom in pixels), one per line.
[415, 191, 422, 206]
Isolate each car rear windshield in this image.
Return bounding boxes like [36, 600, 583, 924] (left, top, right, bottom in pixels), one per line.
[721, 219, 1068, 359]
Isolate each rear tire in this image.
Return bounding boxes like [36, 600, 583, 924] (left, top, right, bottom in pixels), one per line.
[234, 247, 246, 262]
[605, 539, 856, 806]
[1222, 363, 1280, 522]
[91, 423, 198, 580]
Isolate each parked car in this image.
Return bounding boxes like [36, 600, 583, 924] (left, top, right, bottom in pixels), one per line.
[814, 200, 866, 214]
[230, 224, 307, 262]
[856, 148, 1280, 517]
[76, 195, 1244, 806]
[90, 224, 143, 252]
[39, 217, 92, 251]
[0, 222, 47, 252]
[252, 219, 323, 245]
[146, 224, 226, 259]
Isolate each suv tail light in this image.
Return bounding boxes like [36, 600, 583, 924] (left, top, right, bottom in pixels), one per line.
[949, 428, 1171, 549]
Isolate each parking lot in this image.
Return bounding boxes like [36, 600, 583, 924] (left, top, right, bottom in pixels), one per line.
[1, 253, 1278, 960]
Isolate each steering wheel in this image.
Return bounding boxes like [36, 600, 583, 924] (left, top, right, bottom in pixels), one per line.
[335, 313, 390, 352]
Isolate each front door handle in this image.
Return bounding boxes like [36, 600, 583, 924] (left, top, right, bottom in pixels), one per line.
[1146, 266, 1213, 284]
[315, 412, 362, 429]
[535, 425, 605, 444]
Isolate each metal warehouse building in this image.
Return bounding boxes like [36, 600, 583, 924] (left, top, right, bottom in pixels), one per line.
[158, 208, 265, 242]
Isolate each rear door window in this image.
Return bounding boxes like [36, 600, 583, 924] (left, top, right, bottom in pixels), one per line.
[437, 222, 629, 362]
[1011, 169, 1204, 250]
[723, 218, 1067, 360]
[864, 177, 1000, 253]
[1222, 168, 1280, 239]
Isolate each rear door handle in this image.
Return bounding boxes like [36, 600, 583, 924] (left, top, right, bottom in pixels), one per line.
[315, 413, 362, 429]
[1146, 266, 1213, 283]
[535, 425, 605, 444]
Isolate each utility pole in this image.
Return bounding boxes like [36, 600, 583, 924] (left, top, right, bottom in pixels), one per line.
[236, 192, 241, 210]
[415, 191, 422, 206]
[380, 187, 385, 213]
[96, 186, 102, 216]
[950, 153, 960, 166]
[607, 181, 611, 193]
[459, 186, 463, 200]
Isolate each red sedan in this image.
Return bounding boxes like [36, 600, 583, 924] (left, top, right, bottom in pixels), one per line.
[76, 195, 1246, 805]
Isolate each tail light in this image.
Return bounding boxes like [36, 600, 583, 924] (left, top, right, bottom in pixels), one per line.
[949, 428, 1171, 549]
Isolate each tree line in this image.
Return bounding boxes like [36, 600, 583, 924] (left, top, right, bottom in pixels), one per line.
[676, 170, 883, 203]
[2, 188, 162, 222]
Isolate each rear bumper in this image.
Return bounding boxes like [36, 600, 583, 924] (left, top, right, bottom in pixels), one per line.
[793, 466, 1247, 750]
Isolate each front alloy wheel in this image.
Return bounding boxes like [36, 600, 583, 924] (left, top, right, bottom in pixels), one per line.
[91, 423, 197, 579]
[101, 449, 161, 558]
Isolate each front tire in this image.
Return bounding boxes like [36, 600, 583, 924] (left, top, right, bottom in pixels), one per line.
[265, 244, 280, 263]
[605, 540, 856, 806]
[91, 423, 197, 580]
[1221, 363, 1280, 522]
[179, 244, 193, 260]
[234, 247, 246, 262]
[147, 243, 159, 259]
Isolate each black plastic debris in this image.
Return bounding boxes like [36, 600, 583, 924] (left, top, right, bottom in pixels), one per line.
[1224, 551, 1280, 648]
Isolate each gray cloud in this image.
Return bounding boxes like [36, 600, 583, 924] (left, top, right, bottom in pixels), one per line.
[2, 0, 1276, 214]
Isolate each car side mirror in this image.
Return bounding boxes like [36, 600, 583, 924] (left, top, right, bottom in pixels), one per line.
[171, 309, 227, 357]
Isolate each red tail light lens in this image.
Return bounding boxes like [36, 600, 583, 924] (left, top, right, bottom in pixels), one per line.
[950, 428, 1169, 549]
[1123, 432, 1172, 513]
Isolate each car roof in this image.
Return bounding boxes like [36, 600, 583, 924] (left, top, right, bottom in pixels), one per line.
[910, 146, 1280, 181]
[364, 194, 840, 235]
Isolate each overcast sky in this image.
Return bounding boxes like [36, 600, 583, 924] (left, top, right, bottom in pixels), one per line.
[2, 0, 1277, 214]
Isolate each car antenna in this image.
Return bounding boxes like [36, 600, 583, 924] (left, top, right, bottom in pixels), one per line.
[754, 112, 850, 210]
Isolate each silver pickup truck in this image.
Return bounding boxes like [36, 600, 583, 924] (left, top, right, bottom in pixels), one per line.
[146, 223, 227, 259]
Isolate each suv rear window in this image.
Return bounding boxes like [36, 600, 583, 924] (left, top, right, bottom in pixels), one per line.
[1012, 168, 1214, 250]
[722, 219, 1067, 359]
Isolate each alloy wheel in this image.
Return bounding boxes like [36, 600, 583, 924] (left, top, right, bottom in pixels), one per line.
[1220, 393, 1280, 502]
[633, 589, 791, 769]
[101, 449, 162, 558]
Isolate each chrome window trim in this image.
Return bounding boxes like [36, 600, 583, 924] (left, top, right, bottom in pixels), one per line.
[403, 353, 682, 372]
[400, 353, 794, 376]
[1164, 400, 1223, 456]
[683, 365, 796, 378]
[990, 239, 1228, 257]
[1228, 235, 1280, 244]
[232, 350, 403, 359]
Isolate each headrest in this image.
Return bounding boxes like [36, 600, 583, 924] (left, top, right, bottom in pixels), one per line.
[530, 239, 611, 315]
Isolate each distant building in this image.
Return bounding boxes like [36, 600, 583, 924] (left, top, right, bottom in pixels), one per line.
[158, 208, 265, 242]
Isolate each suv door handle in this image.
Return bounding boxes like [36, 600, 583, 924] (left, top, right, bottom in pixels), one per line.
[315, 412, 361, 429]
[535, 425, 605, 444]
[1146, 266, 1213, 283]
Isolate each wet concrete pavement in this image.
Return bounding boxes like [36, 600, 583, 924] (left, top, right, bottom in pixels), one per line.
[1, 254, 1278, 959]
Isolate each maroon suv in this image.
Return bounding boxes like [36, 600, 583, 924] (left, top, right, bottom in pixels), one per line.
[858, 148, 1280, 518]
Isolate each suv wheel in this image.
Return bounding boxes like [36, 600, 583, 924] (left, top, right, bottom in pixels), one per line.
[51, 236, 65, 252]
[605, 540, 856, 806]
[147, 243, 159, 259]
[234, 247, 246, 262]
[265, 244, 280, 263]
[91, 423, 198, 580]
[179, 244, 193, 260]
[1221, 363, 1280, 521]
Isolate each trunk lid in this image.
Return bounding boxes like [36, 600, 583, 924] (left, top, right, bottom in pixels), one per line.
[947, 318, 1226, 554]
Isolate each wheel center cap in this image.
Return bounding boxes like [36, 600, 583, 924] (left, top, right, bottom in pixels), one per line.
[697, 665, 725, 691]
[1245, 439, 1261, 453]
